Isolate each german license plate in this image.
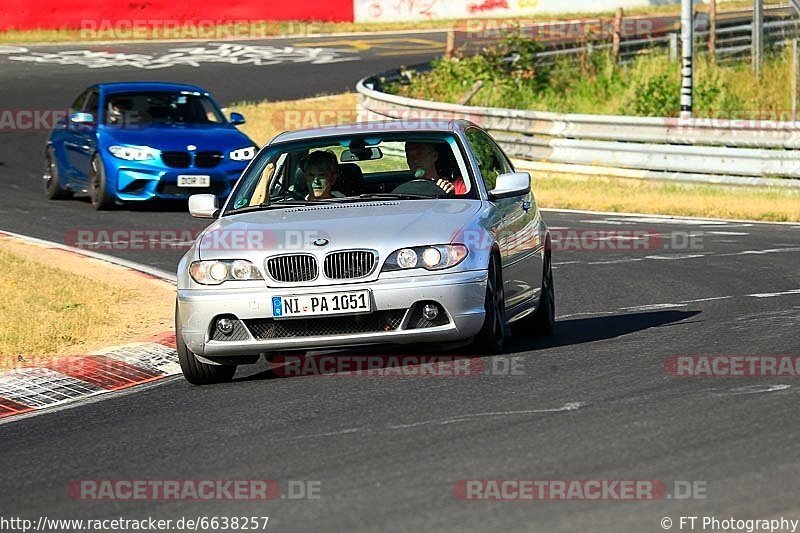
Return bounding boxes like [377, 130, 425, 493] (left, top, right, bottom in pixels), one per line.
[177, 175, 211, 187]
[272, 290, 371, 318]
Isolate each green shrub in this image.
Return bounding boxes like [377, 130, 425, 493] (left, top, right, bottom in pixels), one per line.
[388, 33, 788, 117]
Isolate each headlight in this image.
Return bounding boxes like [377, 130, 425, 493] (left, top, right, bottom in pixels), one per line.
[189, 260, 263, 285]
[229, 146, 257, 161]
[108, 145, 155, 161]
[383, 245, 468, 272]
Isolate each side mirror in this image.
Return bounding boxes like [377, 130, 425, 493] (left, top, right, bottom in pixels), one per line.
[488, 172, 531, 200]
[229, 112, 245, 125]
[70, 112, 95, 125]
[188, 194, 219, 218]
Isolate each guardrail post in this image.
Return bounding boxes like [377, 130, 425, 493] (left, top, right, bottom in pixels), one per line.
[753, 0, 764, 77]
[612, 8, 623, 61]
[793, 39, 798, 121]
[669, 33, 679, 61]
[680, 0, 694, 118]
[445, 30, 456, 59]
[708, 0, 717, 58]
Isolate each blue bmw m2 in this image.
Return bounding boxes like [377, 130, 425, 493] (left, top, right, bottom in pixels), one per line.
[44, 82, 257, 210]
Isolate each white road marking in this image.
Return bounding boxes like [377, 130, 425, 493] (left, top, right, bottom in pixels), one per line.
[644, 254, 706, 260]
[748, 289, 800, 298]
[619, 303, 688, 312]
[720, 247, 800, 257]
[587, 258, 645, 265]
[287, 403, 586, 440]
[681, 296, 734, 303]
[578, 220, 628, 225]
[610, 217, 727, 226]
[721, 384, 791, 395]
[708, 231, 750, 236]
[386, 402, 586, 430]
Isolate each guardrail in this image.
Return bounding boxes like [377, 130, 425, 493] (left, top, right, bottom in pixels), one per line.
[453, 5, 798, 64]
[357, 63, 800, 188]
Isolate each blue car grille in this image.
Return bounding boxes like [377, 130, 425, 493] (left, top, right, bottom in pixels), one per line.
[160, 151, 223, 169]
[161, 151, 191, 168]
[195, 151, 223, 168]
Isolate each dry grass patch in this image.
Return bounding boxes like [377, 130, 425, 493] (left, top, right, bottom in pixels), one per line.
[532, 172, 800, 222]
[0, 235, 174, 363]
[230, 93, 359, 145]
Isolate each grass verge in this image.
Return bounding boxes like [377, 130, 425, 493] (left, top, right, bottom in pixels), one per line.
[0, 1, 760, 45]
[392, 38, 795, 117]
[0, 235, 174, 362]
[231, 92, 799, 222]
[229, 93, 359, 145]
[531, 172, 800, 222]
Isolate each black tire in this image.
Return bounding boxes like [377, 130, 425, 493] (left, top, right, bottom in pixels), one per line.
[512, 249, 555, 336]
[176, 306, 236, 385]
[470, 254, 506, 354]
[89, 155, 115, 210]
[44, 147, 72, 200]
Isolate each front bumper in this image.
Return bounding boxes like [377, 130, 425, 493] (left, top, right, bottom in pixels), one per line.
[110, 161, 246, 201]
[177, 270, 488, 357]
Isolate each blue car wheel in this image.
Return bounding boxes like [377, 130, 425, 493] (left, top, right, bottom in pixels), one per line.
[89, 154, 116, 210]
[43, 147, 72, 200]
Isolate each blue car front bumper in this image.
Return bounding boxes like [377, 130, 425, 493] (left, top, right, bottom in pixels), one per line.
[108, 157, 248, 201]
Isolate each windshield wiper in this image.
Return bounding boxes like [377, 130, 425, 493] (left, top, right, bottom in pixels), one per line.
[226, 199, 336, 215]
[353, 193, 437, 201]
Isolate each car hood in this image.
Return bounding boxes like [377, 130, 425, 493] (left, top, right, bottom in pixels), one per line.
[101, 123, 254, 151]
[197, 200, 482, 260]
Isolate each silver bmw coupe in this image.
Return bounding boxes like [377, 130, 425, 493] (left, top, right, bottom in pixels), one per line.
[176, 120, 554, 384]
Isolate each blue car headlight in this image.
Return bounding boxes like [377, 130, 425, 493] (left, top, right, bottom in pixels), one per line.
[229, 146, 257, 161]
[108, 145, 157, 161]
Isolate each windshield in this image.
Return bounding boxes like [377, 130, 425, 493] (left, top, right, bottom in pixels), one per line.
[104, 91, 226, 126]
[223, 131, 475, 214]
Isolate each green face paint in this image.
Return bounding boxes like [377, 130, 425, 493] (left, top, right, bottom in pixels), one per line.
[310, 175, 329, 190]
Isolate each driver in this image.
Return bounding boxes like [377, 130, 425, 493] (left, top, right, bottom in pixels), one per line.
[304, 150, 344, 200]
[106, 98, 126, 125]
[405, 142, 466, 195]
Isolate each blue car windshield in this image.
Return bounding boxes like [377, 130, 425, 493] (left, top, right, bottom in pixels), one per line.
[223, 131, 476, 214]
[105, 92, 226, 126]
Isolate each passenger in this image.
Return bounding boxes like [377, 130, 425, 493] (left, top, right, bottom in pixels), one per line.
[304, 150, 344, 200]
[404, 141, 466, 195]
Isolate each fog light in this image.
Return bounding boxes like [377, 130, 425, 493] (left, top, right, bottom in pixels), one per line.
[217, 318, 234, 335]
[422, 304, 439, 320]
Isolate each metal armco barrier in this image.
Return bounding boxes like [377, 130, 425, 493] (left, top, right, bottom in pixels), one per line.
[357, 66, 800, 188]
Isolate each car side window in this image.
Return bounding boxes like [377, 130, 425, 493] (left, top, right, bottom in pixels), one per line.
[84, 90, 99, 117]
[70, 90, 88, 114]
[465, 128, 506, 190]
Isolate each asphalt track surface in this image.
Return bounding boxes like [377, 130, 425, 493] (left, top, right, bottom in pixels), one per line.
[1, 34, 800, 533]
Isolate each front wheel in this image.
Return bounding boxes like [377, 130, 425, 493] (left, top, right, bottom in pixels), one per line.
[470, 255, 506, 354]
[176, 307, 236, 385]
[44, 147, 72, 200]
[89, 155, 115, 210]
